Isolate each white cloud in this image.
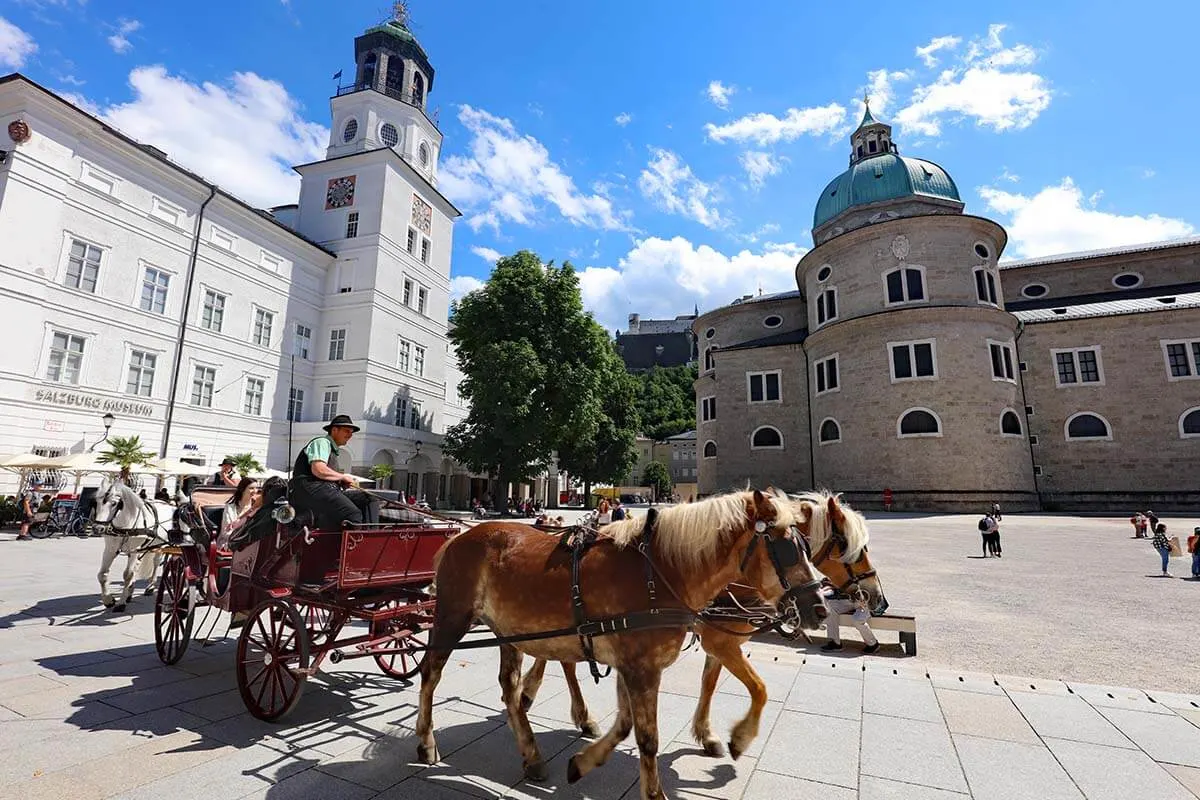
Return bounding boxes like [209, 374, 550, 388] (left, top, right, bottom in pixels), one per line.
[578, 236, 806, 333]
[95, 66, 327, 208]
[440, 105, 627, 233]
[1142, 168, 1156, 179]
[915, 35, 961, 67]
[895, 24, 1050, 136]
[739, 150, 787, 189]
[470, 246, 502, 263]
[638, 148, 724, 228]
[449, 275, 485, 302]
[978, 178, 1196, 259]
[998, 166, 1020, 183]
[707, 80, 736, 110]
[859, 68, 909, 118]
[0, 16, 37, 68]
[614, 111, 632, 126]
[106, 18, 141, 54]
[705, 102, 846, 146]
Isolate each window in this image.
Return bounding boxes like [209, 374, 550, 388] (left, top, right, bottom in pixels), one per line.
[1065, 412, 1111, 440]
[395, 397, 409, 427]
[1021, 283, 1048, 298]
[150, 197, 183, 227]
[244, 378, 265, 416]
[409, 400, 422, 430]
[260, 251, 283, 272]
[700, 396, 716, 422]
[321, 390, 339, 422]
[328, 328, 346, 361]
[1025, 405, 1035, 416]
[407, 228, 417, 255]
[1029, 435, 1039, 445]
[126, 350, 156, 396]
[763, 315, 783, 328]
[703, 441, 717, 459]
[420, 237, 430, 264]
[398, 339, 411, 372]
[747, 371, 781, 403]
[884, 267, 926, 304]
[252, 308, 274, 347]
[46, 332, 85, 384]
[750, 426, 783, 449]
[65, 239, 102, 292]
[898, 408, 942, 437]
[419, 142, 429, 166]
[1000, 410, 1022, 436]
[890, 340, 937, 381]
[191, 366, 215, 407]
[814, 355, 839, 395]
[414, 345, 426, 377]
[345, 211, 359, 238]
[819, 418, 841, 444]
[79, 162, 117, 195]
[201, 290, 226, 332]
[974, 268, 998, 305]
[210, 226, 236, 251]
[288, 388, 304, 422]
[1112, 272, 1142, 289]
[816, 265, 832, 282]
[1054, 347, 1103, 386]
[1162, 339, 1200, 379]
[140, 266, 170, 314]
[1179, 408, 1200, 438]
[417, 287, 428, 315]
[380, 122, 399, 148]
[989, 340, 1015, 381]
[398, 397, 423, 429]
[974, 242, 991, 260]
[403, 279, 414, 306]
[293, 323, 312, 359]
[816, 288, 838, 325]
[1033, 465, 1043, 476]
[703, 346, 718, 371]
[704, 327, 716, 339]
[343, 118, 358, 142]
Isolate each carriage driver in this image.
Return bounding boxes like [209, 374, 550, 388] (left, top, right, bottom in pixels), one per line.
[291, 414, 380, 529]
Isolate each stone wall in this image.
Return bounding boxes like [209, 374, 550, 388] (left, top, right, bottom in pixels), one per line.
[1001, 241, 1200, 304]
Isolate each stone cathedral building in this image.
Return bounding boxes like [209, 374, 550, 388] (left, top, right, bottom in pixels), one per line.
[695, 107, 1200, 511]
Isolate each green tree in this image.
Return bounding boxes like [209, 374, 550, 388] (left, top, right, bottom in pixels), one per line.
[643, 460, 672, 503]
[369, 462, 395, 489]
[228, 453, 264, 479]
[445, 250, 620, 513]
[633, 364, 698, 440]
[96, 435, 155, 482]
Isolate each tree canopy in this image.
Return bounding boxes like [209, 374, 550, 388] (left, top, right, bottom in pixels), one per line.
[555, 347, 640, 500]
[633, 364, 698, 440]
[642, 460, 672, 501]
[96, 435, 154, 482]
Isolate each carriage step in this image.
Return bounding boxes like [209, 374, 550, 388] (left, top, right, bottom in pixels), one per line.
[267, 588, 292, 599]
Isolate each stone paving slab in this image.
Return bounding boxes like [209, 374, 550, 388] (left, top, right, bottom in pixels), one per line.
[953, 734, 1085, 800]
[861, 713, 968, 793]
[1045, 737, 1198, 800]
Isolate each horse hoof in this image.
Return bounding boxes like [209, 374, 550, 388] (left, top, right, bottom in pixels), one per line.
[416, 744, 439, 765]
[580, 721, 601, 738]
[567, 754, 584, 784]
[111, 604, 126, 614]
[702, 739, 726, 758]
[524, 761, 548, 782]
[101, 599, 115, 608]
[728, 740, 744, 761]
[143, 586, 155, 596]
[519, 693, 534, 713]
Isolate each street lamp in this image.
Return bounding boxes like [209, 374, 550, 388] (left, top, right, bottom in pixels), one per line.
[88, 413, 115, 452]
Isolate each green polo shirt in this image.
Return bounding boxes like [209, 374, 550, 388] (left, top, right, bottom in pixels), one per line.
[304, 435, 340, 466]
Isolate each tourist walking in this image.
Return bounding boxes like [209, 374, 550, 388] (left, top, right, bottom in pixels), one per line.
[1151, 523, 1172, 577]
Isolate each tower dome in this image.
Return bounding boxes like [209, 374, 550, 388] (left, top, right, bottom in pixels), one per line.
[811, 104, 962, 244]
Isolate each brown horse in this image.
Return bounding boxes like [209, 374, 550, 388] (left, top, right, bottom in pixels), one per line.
[414, 489, 827, 800]
[519, 489, 884, 761]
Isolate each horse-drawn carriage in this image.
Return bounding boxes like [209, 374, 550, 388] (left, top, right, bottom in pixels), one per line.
[154, 484, 457, 720]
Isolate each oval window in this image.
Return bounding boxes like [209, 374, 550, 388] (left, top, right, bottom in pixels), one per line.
[816, 265, 832, 282]
[1112, 272, 1142, 289]
[342, 118, 358, 143]
[380, 123, 399, 148]
[974, 242, 990, 260]
[1021, 283, 1048, 298]
[704, 327, 715, 339]
[419, 143, 430, 166]
[763, 315, 783, 328]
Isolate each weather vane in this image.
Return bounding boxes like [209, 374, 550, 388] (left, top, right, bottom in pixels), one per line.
[392, 0, 410, 25]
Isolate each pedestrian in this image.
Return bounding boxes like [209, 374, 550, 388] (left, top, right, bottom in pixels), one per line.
[611, 499, 627, 521]
[991, 501, 1002, 521]
[820, 582, 880, 654]
[16, 485, 36, 540]
[597, 498, 612, 525]
[1190, 527, 1200, 580]
[1151, 522, 1172, 577]
[977, 513, 1000, 557]
[1130, 511, 1147, 538]
[1146, 510, 1160, 536]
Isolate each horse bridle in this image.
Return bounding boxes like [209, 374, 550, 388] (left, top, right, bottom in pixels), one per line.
[97, 489, 159, 537]
[810, 516, 877, 601]
[736, 518, 825, 636]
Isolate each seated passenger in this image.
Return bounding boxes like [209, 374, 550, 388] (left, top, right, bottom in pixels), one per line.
[217, 477, 260, 550]
[291, 415, 379, 530]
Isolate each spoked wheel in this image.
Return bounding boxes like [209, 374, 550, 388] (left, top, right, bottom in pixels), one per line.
[370, 600, 428, 680]
[154, 556, 194, 665]
[236, 599, 310, 721]
[299, 603, 334, 646]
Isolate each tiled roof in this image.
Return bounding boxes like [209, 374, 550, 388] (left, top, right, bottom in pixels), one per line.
[1000, 235, 1200, 270]
[730, 290, 802, 305]
[1013, 292, 1200, 323]
[666, 430, 697, 441]
[723, 328, 809, 351]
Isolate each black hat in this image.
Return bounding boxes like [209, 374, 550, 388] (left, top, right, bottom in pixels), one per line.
[323, 414, 361, 433]
[220, 457, 236, 467]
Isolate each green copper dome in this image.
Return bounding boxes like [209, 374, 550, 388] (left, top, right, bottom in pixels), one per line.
[362, 20, 428, 58]
[813, 153, 960, 231]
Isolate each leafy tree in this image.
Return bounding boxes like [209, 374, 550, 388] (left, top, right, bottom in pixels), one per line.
[369, 462, 395, 490]
[643, 460, 672, 503]
[633, 364, 698, 440]
[228, 453, 264, 478]
[445, 250, 622, 512]
[96, 435, 155, 482]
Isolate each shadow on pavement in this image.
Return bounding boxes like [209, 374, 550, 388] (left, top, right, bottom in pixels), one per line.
[0, 592, 156, 628]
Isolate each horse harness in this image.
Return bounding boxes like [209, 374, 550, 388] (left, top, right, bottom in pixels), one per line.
[811, 516, 877, 601]
[102, 490, 161, 543]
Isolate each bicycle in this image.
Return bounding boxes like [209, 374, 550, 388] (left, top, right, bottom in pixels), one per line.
[29, 500, 88, 539]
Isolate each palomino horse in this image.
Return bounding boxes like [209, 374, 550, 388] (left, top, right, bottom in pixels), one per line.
[415, 489, 827, 800]
[520, 489, 885, 761]
[92, 479, 173, 612]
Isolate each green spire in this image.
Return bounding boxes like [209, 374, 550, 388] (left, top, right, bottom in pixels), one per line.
[859, 94, 877, 128]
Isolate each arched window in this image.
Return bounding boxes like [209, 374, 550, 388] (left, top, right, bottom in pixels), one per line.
[750, 426, 783, 449]
[412, 72, 426, 107]
[704, 345, 718, 371]
[419, 142, 430, 166]
[898, 408, 942, 438]
[703, 440, 717, 459]
[385, 57, 404, 98]
[883, 266, 926, 304]
[1065, 412, 1112, 440]
[361, 52, 377, 89]
[819, 418, 841, 444]
[1179, 407, 1200, 438]
[1000, 410, 1022, 436]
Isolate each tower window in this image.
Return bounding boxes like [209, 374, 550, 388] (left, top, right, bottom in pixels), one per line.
[884, 267, 925, 305]
[868, 140, 877, 153]
[345, 211, 359, 238]
[816, 288, 838, 326]
[419, 143, 430, 166]
[898, 408, 942, 437]
[362, 53, 377, 89]
[750, 426, 784, 449]
[343, 119, 358, 143]
[1065, 412, 1111, 440]
[1000, 410, 1022, 436]
[890, 340, 937, 381]
[974, 268, 998, 305]
[380, 123, 399, 148]
[819, 418, 841, 444]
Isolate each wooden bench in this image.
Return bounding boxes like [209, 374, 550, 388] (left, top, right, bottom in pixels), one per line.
[835, 613, 918, 656]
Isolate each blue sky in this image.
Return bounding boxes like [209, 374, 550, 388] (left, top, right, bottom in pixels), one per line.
[2, 0, 1197, 333]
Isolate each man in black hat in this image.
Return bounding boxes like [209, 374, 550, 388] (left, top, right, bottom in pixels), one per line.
[210, 457, 238, 487]
[291, 415, 379, 529]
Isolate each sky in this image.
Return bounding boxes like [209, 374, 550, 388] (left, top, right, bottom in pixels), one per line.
[2, 0, 1198, 334]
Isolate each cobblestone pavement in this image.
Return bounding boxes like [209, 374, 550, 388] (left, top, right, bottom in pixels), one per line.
[0, 514, 1198, 799]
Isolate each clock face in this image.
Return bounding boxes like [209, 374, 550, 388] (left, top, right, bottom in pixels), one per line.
[325, 175, 356, 209]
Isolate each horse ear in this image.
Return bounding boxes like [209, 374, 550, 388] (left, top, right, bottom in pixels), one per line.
[751, 489, 773, 519]
[827, 495, 844, 525]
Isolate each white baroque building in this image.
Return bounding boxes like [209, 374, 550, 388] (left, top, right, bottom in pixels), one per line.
[0, 18, 485, 506]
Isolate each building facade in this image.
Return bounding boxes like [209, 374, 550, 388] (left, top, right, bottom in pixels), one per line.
[695, 107, 1200, 511]
[615, 312, 698, 373]
[0, 18, 478, 506]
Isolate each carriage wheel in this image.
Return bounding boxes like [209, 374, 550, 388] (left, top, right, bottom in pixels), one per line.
[236, 599, 310, 721]
[369, 600, 428, 680]
[299, 603, 334, 645]
[154, 556, 194, 665]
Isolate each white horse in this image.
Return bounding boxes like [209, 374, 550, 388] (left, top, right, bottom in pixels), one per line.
[92, 479, 173, 612]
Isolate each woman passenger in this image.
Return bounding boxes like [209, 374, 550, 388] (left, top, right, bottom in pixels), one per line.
[217, 477, 260, 550]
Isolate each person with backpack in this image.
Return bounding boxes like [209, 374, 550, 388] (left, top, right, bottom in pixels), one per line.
[1151, 522, 1172, 577]
[978, 513, 1001, 557]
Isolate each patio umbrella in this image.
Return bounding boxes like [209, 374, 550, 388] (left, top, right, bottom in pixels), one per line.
[145, 458, 213, 478]
[0, 453, 56, 472]
[246, 468, 291, 481]
[39, 451, 126, 492]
